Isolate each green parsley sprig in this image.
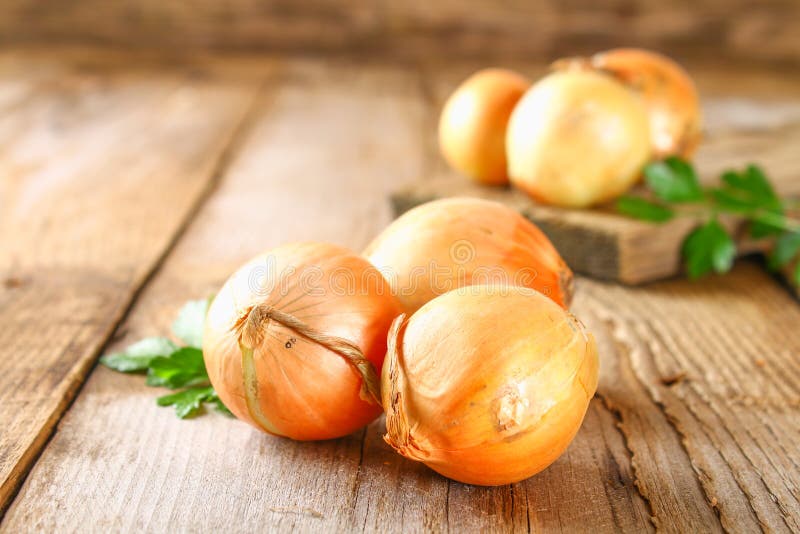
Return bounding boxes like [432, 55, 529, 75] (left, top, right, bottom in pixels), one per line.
[100, 298, 231, 419]
[617, 157, 800, 283]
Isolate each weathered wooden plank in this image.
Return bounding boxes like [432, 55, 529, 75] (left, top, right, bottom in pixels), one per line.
[0, 58, 430, 532]
[396, 61, 800, 289]
[1, 58, 657, 533]
[579, 262, 800, 532]
[0, 0, 799, 65]
[0, 51, 259, 513]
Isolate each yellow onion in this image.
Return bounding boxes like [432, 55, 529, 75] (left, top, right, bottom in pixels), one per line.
[506, 70, 651, 208]
[554, 48, 702, 158]
[439, 68, 530, 185]
[363, 197, 573, 314]
[203, 242, 403, 440]
[382, 284, 598, 486]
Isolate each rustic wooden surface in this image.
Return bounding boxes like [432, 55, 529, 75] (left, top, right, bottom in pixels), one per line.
[0, 49, 799, 533]
[0, 49, 260, 514]
[1, 0, 800, 66]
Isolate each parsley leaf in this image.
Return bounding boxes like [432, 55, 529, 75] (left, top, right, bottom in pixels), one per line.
[720, 165, 779, 206]
[618, 158, 800, 285]
[769, 232, 800, 270]
[146, 347, 208, 388]
[100, 298, 230, 419]
[616, 196, 674, 222]
[712, 166, 784, 238]
[100, 337, 178, 372]
[157, 386, 216, 419]
[172, 298, 211, 348]
[682, 220, 736, 279]
[644, 157, 704, 203]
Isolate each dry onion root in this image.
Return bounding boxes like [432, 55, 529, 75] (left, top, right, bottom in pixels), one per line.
[438, 68, 530, 185]
[382, 284, 598, 486]
[203, 242, 403, 440]
[553, 48, 702, 159]
[506, 70, 651, 208]
[363, 197, 573, 314]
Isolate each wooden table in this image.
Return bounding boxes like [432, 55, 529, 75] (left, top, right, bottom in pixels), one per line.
[1, 47, 799, 533]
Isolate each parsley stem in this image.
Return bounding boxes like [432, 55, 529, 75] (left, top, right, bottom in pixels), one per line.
[750, 210, 800, 234]
[667, 203, 800, 234]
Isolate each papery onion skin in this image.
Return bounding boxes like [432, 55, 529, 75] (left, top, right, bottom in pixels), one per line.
[554, 48, 702, 159]
[363, 197, 573, 314]
[382, 285, 598, 486]
[203, 242, 403, 441]
[506, 70, 651, 208]
[439, 68, 530, 186]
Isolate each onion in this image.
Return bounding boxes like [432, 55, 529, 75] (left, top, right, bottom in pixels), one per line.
[506, 70, 651, 208]
[203, 242, 403, 440]
[363, 197, 573, 314]
[439, 68, 530, 185]
[382, 284, 598, 485]
[553, 48, 702, 158]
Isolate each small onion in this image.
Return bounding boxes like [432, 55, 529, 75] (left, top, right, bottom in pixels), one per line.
[203, 242, 403, 440]
[363, 197, 573, 314]
[506, 70, 651, 208]
[439, 68, 530, 186]
[553, 48, 702, 158]
[382, 285, 598, 486]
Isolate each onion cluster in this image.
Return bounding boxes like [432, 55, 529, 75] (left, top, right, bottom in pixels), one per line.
[203, 53, 625, 482]
[438, 68, 529, 186]
[204, 202, 598, 484]
[438, 47, 702, 207]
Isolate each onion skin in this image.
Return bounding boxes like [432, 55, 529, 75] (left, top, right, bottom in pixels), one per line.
[553, 48, 702, 159]
[506, 70, 651, 208]
[363, 197, 573, 314]
[439, 68, 530, 186]
[203, 242, 403, 441]
[382, 285, 598, 486]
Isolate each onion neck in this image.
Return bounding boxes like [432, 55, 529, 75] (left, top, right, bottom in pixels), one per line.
[235, 303, 382, 406]
[382, 314, 429, 461]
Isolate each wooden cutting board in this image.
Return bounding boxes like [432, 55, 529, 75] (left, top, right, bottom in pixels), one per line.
[393, 92, 800, 293]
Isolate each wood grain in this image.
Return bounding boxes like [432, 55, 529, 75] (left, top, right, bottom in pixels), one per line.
[395, 60, 800, 288]
[0, 0, 799, 65]
[578, 262, 800, 532]
[0, 52, 259, 514]
[1, 58, 656, 533]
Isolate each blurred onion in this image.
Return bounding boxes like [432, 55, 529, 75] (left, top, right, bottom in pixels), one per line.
[439, 68, 530, 185]
[507, 70, 651, 207]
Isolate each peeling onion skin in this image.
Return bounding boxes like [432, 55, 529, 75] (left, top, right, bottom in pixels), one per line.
[203, 242, 403, 441]
[363, 197, 573, 314]
[554, 48, 702, 159]
[439, 68, 530, 185]
[506, 70, 651, 208]
[382, 285, 598, 486]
